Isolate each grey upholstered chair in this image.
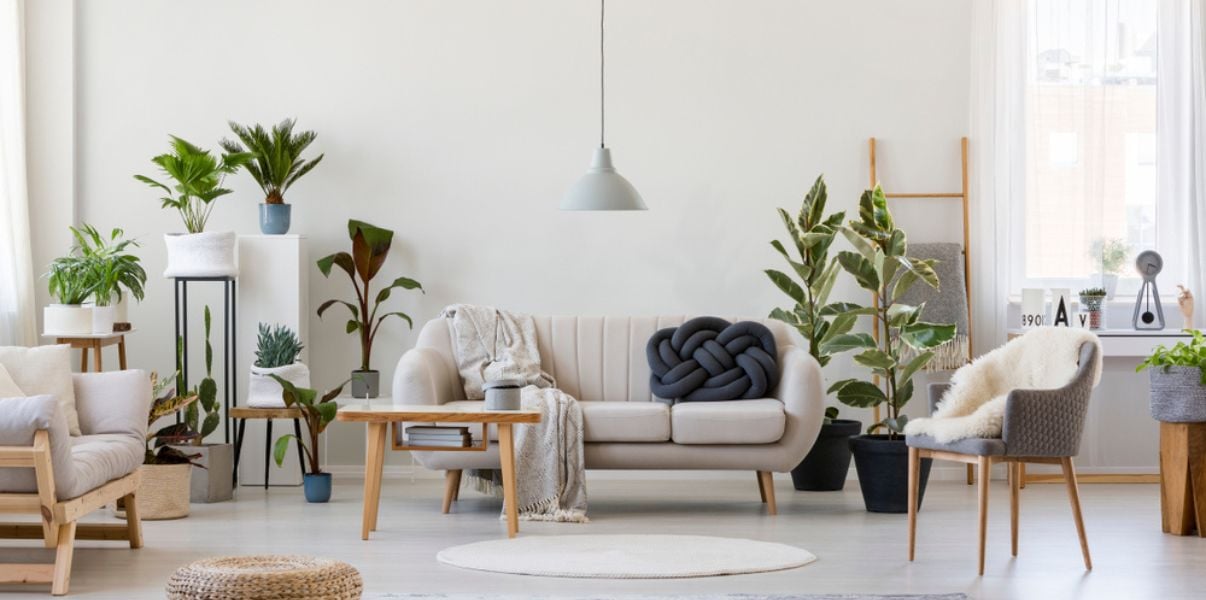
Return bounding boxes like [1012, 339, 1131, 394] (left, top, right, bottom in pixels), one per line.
[906, 342, 1099, 575]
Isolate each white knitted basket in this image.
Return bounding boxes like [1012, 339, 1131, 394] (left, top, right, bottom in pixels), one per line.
[248, 362, 311, 408]
[163, 232, 238, 278]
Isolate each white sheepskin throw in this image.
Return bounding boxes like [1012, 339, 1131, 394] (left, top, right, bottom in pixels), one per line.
[904, 327, 1102, 443]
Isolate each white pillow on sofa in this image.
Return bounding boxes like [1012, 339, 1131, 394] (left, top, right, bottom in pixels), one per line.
[0, 345, 81, 435]
[0, 364, 23, 398]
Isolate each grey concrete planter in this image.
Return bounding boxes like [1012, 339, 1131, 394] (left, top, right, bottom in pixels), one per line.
[1150, 367, 1206, 422]
[169, 443, 234, 503]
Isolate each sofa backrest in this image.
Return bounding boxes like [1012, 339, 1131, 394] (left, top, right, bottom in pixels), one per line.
[414, 315, 798, 403]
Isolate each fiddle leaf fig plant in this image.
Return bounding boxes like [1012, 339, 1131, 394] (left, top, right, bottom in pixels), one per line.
[823, 185, 957, 437]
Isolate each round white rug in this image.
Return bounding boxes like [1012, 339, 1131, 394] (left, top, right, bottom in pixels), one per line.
[436, 534, 816, 579]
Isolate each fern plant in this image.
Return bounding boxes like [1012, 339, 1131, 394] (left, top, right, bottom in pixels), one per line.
[255, 323, 304, 368]
[135, 136, 253, 233]
[221, 119, 324, 205]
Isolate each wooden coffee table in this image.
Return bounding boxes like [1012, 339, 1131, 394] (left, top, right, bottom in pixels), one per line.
[336, 402, 541, 540]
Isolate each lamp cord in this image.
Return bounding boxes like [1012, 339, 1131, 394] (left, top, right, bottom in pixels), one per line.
[600, 0, 605, 148]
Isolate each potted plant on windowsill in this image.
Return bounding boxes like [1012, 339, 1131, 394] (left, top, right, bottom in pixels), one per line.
[316, 220, 424, 398]
[824, 186, 957, 513]
[1089, 238, 1130, 299]
[135, 136, 252, 278]
[44, 252, 97, 336]
[764, 174, 863, 491]
[248, 323, 309, 408]
[269, 375, 347, 502]
[71, 224, 146, 333]
[1078, 287, 1107, 330]
[221, 119, 324, 235]
[1139, 330, 1206, 423]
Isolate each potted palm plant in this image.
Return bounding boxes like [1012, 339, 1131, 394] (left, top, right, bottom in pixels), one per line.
[317, 220, 424, 397]
[248, 323, 309, 408]
[221, 119, 324, 235]
[824, 186, 957, 513]
[70, 224, 146, 333]
[269, 376, 347, 502]
[135, 136, 252, 278]
[44, 253, 96, 336]
[765, 174, 862, 491]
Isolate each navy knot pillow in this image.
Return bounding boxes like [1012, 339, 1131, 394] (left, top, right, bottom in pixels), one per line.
[647, 317, 780, 402]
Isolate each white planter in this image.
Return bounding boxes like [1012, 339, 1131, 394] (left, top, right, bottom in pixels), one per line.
[163, 231, 238, 278]
[113, 296, 130, 326]
[90, 304, 115, 334]
[44, 304, 93, 336]
[248, 362, 310, 408]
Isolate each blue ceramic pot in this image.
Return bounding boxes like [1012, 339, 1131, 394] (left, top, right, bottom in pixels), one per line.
[259, 203, 292, 235]
[303, 472, 332, 503]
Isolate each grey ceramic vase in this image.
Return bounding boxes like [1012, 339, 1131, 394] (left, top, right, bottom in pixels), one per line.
[259, 203, 292, 234]
[351, 370, 380, 399]
[1150, 367, 1206, 422]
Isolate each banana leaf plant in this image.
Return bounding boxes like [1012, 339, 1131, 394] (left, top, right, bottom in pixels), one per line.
[269, 376, 348, 475]
[316, 220, 424, 372]
[765, 174, 848, 369]
[822, 185, 957, 437]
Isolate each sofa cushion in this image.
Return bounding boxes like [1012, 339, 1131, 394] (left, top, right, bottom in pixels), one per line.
[0, 395, 75, 498]
[61, 433, 144, 500]
[0, 345, 80, 435]
[580, 401, 670, 443]
[671, 399, 785, 445]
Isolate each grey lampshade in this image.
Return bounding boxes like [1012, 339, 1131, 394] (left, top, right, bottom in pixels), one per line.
[561, 147, 647, 211]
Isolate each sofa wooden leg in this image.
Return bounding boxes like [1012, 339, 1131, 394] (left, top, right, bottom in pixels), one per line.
[124, 492, 143, 549]
[756, 472, 767, 503]
[442, 470, 462, 514]
[757, 471, 777, 515]
[51, 521, 76, 596]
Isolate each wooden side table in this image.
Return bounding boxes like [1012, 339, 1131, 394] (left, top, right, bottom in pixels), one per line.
[45, 329, 134, 372]
[1159, 421, 1206, 536]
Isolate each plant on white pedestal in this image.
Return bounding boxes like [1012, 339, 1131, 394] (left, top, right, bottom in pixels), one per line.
[248, 323, 309, 408]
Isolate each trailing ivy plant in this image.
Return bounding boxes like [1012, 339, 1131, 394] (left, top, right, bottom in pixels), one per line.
[765, 174, 849, 369]
[823, 186, 957, 437]
[1137, 329, 1206, 384]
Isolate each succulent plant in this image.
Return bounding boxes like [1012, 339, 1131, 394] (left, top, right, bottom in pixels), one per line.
[255, 323, 304, 368]
[1079, 287, 1108, 297]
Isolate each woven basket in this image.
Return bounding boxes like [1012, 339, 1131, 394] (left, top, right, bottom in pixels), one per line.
[136, 463, 192, 520]
[166, 555, 363, 600]
[1150, 366, 1206, 422]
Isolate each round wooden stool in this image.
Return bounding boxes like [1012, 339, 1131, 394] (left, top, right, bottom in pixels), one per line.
[166, 555, 362, 599]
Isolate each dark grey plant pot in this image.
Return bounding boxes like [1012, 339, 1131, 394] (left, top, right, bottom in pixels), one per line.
[1150, 367, 1206, 422]
[259, 203, 292, 235]
[850, 434, 932, 513]
[168, 442, 233, 503]
[351, 370, 380, 398]
[791, 419, 862, 491]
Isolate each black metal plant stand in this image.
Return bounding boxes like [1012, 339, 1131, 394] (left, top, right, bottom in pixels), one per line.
[172, 276, 236, 443]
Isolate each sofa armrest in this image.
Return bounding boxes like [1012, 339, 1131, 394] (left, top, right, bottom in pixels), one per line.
[770, 345, 826, 471]
[392, 348, 458, 405]
[73, 370, 151, 439]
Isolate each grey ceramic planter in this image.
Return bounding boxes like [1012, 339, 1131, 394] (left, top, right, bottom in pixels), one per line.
[1150, 367, 1206, 422]
[169, 443, 234, 503]
[351, 370, 380, 398]
[259, 203, 292, 234]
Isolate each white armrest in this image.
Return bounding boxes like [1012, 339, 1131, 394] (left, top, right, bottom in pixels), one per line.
[391, 348, 458, 405]
[73, 370, 151, 439]
[769, 345, 826, 472]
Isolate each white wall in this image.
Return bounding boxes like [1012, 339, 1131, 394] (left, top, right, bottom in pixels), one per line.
[30, 0, 978, 471]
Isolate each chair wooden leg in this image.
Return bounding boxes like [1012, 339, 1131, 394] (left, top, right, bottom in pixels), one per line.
[1060, 457, 1092, 570]
[966, 463, 974, 485]
[1019, 462, 1027, 488]
[442, 470, 462, 514]
[79, 347, 88, 373]
[977, 456, 990, 575]
[756, 471, 777, 515]
[51, 521, 76, 596]
[907, 447, 920, 561]
[123, 492, 143, 549]
[1010, 461, 1020, 557]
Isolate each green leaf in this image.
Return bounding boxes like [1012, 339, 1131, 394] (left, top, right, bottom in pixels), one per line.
[897, 350, 935, 388]
[899, 322, 958, 350]
[820, 302, 873, 317]
[853, 349, 896, 371]
[200, 410, 220, 438]
[811, 260, 842, 306]
[820, 332, 877, 354]
[826, 378, 860, 395]
[836, 380, 888, 408]
[316, 252, 355, 280]
[375, 276, 425, 304]
[376, 311, 414, 330]
[346, 320, 360, 334]
[819, 313, 857, 343]
[316, 401, 338, 426]
[840, 228, 876, 262]
[886, 229, 907, 257]
[769, 307, 802, 327]
[886, 303, 923, 327]
[317, 299, 359, 319]
[896, 256, 940, 293]
[273, 434, 297, 467]
[765, 269, 806, 304]
[892, 379, 915, 410]
[882, 414, 909, 434]
[824, 406, 840, 420]
[836, 251, 880, 291]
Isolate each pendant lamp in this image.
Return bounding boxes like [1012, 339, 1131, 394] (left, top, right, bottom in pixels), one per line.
[561, 0, 647, 211]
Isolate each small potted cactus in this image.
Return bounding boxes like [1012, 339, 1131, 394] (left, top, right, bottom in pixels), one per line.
[1078, 287, 1108, 330]
[248, 323, 309, 408]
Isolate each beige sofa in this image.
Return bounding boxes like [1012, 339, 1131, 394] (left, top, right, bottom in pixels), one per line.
[392, 316, 825, 513]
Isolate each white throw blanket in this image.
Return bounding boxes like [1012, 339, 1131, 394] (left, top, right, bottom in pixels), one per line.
[442, 304, 588, 523]
[904, 327, 1102, 443]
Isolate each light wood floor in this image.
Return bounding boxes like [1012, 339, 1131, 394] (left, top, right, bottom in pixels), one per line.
[0, 476, 1201, 599]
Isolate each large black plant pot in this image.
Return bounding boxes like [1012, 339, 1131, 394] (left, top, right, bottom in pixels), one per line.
[791, 419, 863, 491]
[850, 434, 932, 513]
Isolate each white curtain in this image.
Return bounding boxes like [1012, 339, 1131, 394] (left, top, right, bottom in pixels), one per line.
[0, 0, 36, 346]
[1158, 0, 1206, 329]
[969, 0, 1029, 354]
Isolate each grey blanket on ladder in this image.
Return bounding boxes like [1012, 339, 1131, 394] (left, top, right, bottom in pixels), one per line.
[896, 242, 970, 371]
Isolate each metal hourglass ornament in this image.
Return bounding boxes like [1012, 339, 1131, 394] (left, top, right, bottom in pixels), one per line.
[1132, 250, 1165, 330]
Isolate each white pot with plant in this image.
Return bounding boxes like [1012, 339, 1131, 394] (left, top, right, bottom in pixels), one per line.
[248, 323, 309, 408]
[1089, 238, 1131, 299]
[44, 250, 95, 336]
[221, 119, 324, 235]
[135, 136, 253, 278]
[69, 224, 147, 333]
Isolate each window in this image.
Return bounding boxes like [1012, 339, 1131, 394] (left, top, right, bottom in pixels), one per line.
[1016, 0, 1161, 293]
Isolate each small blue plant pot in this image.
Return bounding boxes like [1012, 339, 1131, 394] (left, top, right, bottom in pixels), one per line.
[303, 472, 332, 503]
[259, 203, 292, 235]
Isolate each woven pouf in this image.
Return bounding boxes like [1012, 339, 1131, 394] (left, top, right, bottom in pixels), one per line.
[166, 555, 363, 600]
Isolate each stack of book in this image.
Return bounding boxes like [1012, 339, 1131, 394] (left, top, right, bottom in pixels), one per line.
[404, 425, 472, 448]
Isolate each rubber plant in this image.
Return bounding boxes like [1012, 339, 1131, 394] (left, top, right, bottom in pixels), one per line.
[316, 220, 424, 375]
[269, 376, 347, 475]
[134, 136, 253, 233]
[765, 174, 848, 368]
[220, 119, 324, 205]
[823, 186, 957, 436]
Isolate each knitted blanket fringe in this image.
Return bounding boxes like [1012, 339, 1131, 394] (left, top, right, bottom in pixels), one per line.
[903, 334, 970, 372]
